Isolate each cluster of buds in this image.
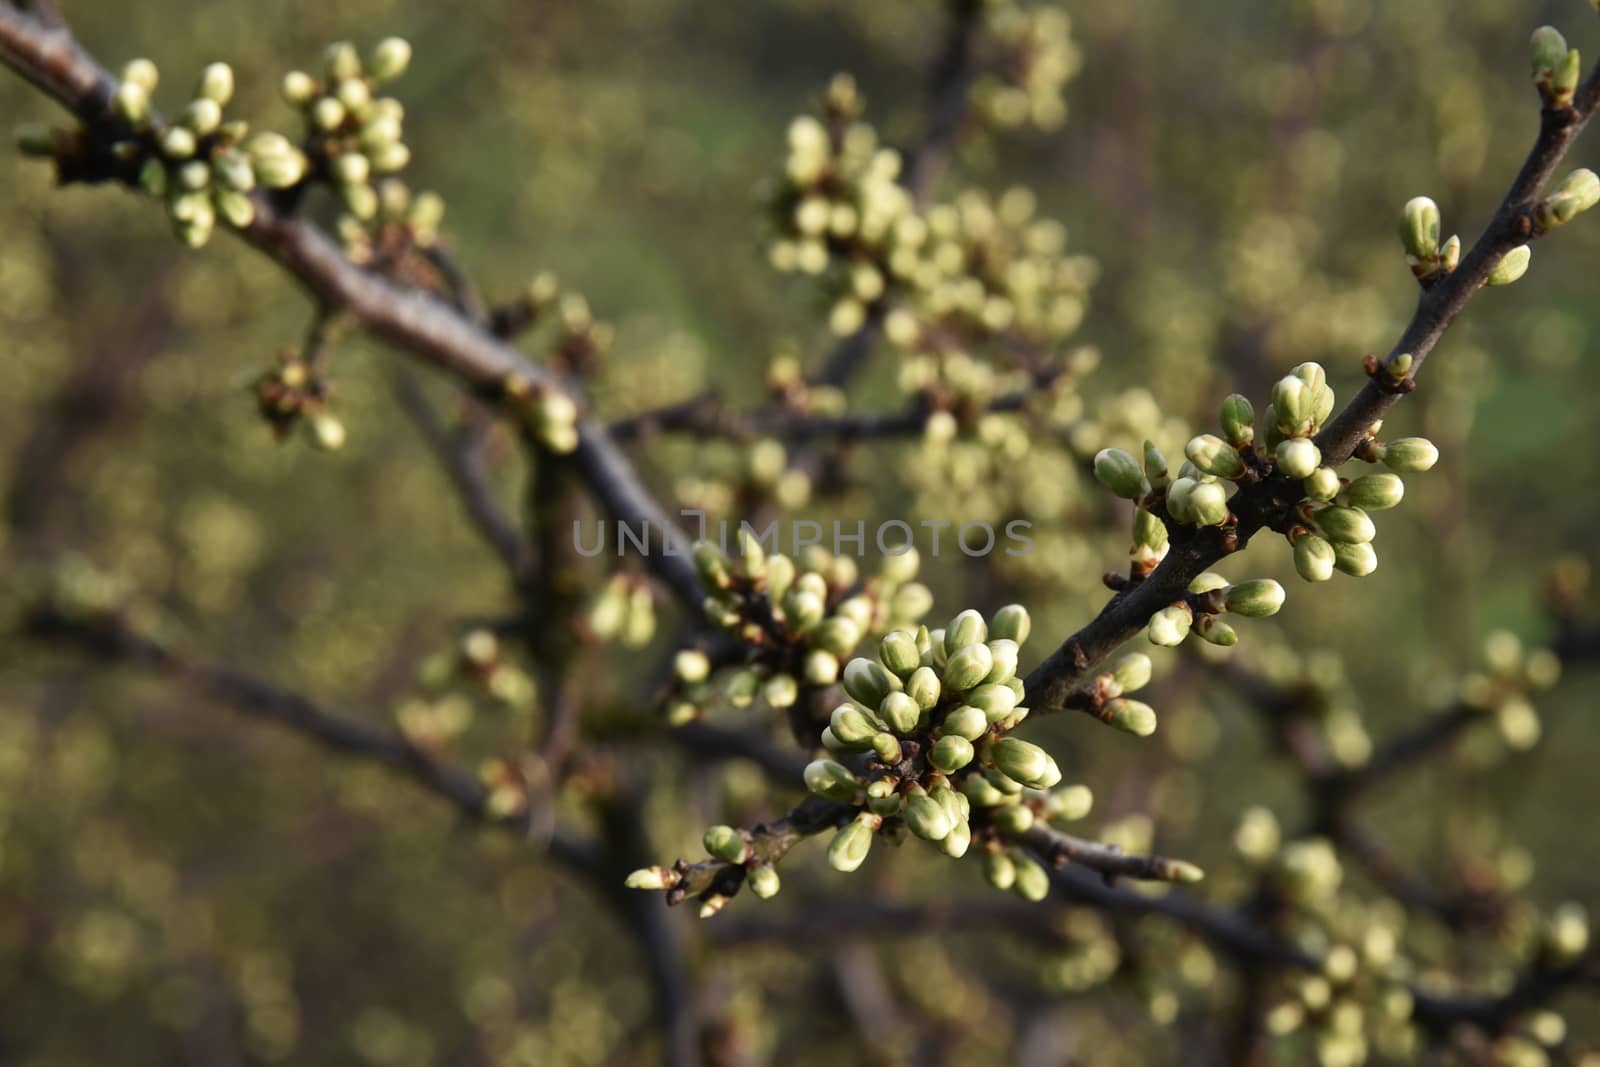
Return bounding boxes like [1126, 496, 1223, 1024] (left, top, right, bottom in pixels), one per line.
[1531, 25, 1583, 110]
[337, 180, 446, 263]
[585, 574, 656, 649]
[1533, 167, 1600, 234]
[1400, 195, 1533, 288]
[253, 348, 343, 450]
[103, 58, 303, 247]
[1459, 629, 1563, 753]
[282, 39, 414, 220]
[971, 2, 1080, 132]
[742, 438, 813, 512]
[414, 627, 537, 711]
[667, 536, 931, 723]
[501, 375, 580, 453]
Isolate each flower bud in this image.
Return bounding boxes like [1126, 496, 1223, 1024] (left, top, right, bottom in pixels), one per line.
[1185, 435, 1245, 479]
[804, 759, 865, 804]
[1093, 447, 1147, 499]
[829, 704, 880, 745]
[983, 767, 1025, 796]
[1532, 26, 1570, 80]
[1105, 698, 1158, 736]
[942, 642, 994, 694]
[879, 691, 921, 735]
[942, 705, 990, 741]
[1380, 437, 1438, 472]
[991, 803, 1035, 834]
[113, 80, 151, 127]
[906, 666, 942, 710]
[1196, 615, 1238, 646]
[990, 738, 1062, 790]
[1316, 506, 1376, 545]
[1303, 467, 1340, 502]
[1536, 168, 1600, 231]
[941, 818, 972, 858]
[1272, 376, 1315, 435]
[1294, 533, 1336, 583]
[1143, 440, 1170, 492]
[625, 866, 678, 890]
[843, 657, 900, 708]
[879, 631, 922, 677]
[1189, 481, 1230, 527]
[122, 58, 159, 92]
[871, 732, 902, 764]
[283, 70, 317, 104]
[692, 542, 730, 590]
[1343, 473, 1404, 511]
[197, 61, 235, 106]
[989, 604, 1031, 645]
[905, 789, 952, 841]
[1225, 579, 1286, 618]
[944, 609, 988, 653]
[325, 40, 363, 81]
[1165, 477, 1197, 524]
[984, 640, 1019, 684]
[1398, 196, 1440, 260]
[784, 590, 825, 633]
[1220, 394, 1255, 448]
[1272, 437, 1319, 479]
[1013, 852, 1050, 902]
[747, 865, 780, 899]
[804, 649, 840, 686]
[931, 734, 976, 773]
[967, 683, 1018, 723]
[1485, 245, 1531, 286]
[1147, 604, 1192, 647]
[1332, 541, 1378, 577]
[984, 850, 1017, 890]
[704, 825, 749, 864]
[828, 814, 877, 873]
[813, 616, 862, 658]
[1111, 653, 1153, 694]
[763, 674, 798, 709]
[370, 37, 414, 83]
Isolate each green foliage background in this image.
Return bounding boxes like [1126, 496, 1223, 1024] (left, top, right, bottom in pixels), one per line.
[1, 0, 1598, 1064]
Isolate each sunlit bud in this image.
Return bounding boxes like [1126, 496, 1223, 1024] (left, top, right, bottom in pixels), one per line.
[1190, 571, 1228, 595]
[1133, 507, 1168, 554]
[804, 759, 865, 804]
[1272, 376, 1315, 434]
[990, 604, 1032, 645]
[905, 789, 953, 841]
[1109, 653, 1152, 694]
[984, 850, 1017, 890]
[724, 670, 760, 709]
[1165, 477, 1197, 524]
[1294, 533, 1336, 582]
[828, 814, 878, 873]
[1398, 196, 1440, 260]
[1102, 697, 1157, 736]
[983, 641, 1018, 686]
[160, 126, 197, 159]
[942, 705, 990, 741]
[704, 825, 749, 864]
[962, 775, 1007, 808]
[214, 189, 255, 229]
[871, 732, 901, 765]
[945, 609, 988, 653]
[880, 631, 922, 677]
[369, 37, 414, 83]
[1189, 480, 1230, 526]
[114, 80, 151, 126]
[693, 542, 731, 589]
[1185, 435, 1245, 479]
[785, 590, 825, 632]
[803, 649, 840, 686]
[1148, 605, 1192, 647]
[1533, 27, 1571, 81]
[1303, 467, 1340, 502]
[843, 658, 901, 708]
[625, 866, 679, 890]
[1234, 806, 1281, 863]
[672, 649, 711, 685]
[942, 643, 994, 693]
[983, 766, 1025, 796]
[990, 803, 1034, 835]
[1332, 541, 1378, 577]
[812, 616, 860, 659]
[941, 818, 972, 858]
[325, 40, 363, 81]
[1093, 447, 1147, 499]
[1545, 902, 1590, 962]
[1317, 505, 1375, 544]
[307, 412, 345, 450]
[1486, 245, 1531, 286]
[1276, 438, 1321, 479]
[878, 691, 921, 735]
[312, 95, 346, 131]
[121, 58, 159, 93]
[1013, 852, 1051, 902]
[891, 582, 934, 623]
[1536, 168, 1600, 231]
[176, 160, 210, 190]
[903, 667, 942, 712]
[1380, 436, 1438, 472]
[1195, 616, 1238, 646]
[1225, 579, 1285, 618]
[251, 148, 308, 189]
[829, 704, 880, 745]
[931, 734, 976, 773]
[1220, 394, 1255, 448]
[279, 69, 316, 104]
[1342, 473, 1403, 511]
[763, 674, 798, 709]
[747, 865, 780, 899]
[967, 684, 1018, 723]
[991, 738, 1061, 790]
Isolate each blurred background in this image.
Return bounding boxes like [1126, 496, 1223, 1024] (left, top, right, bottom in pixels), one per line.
[2, 0, 1598, 1064]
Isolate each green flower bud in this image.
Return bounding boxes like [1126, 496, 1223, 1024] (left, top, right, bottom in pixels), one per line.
[1316, 506, 1376, 545]
[879, 631, 922, 677]
[747, 865, 780, 899]
[941, 818, 972, 858]
[967, 683, 1018, 723]
[984, 640, 1019, 685]
[1398, 196, 1440, 260]
[1111, 653, 1152, 693]
[804, 759, 865, 804]
[782, 590, 825, 634]
[906, 666, 942, 710]
[984, 849, 1017, 890]
[871, 732, 902, 764]
[1225, 579, 1285, 618]
[1332, 541, 1378, 577]
[933, 786, 967, 828]
[1189, 480, 1230, 527]
[1532, 26, 1570, 79]
[829, 704, 880, 745]
[725, 670, 760, 709]
[828, 814, 877, 873]
[1165, 477, 1198, 524]
[1275, 438, 1321, 479]
[990, 738, 1062, 790]
[1148, 604, 1192, 647]
[1185, 434, 1245, 479]
[931, 734, 976, 773]
[1343, 473, 1404, 511]
[176, 159, 210, 191]
[1486, 245, 1531, 286]
[983, 766, 1025, 796]
[813, 616, 862, 658]
[197, 61, 234, 106]
[704, 825, 749, 864]
[1105, 698, 1158, 736]
[1013, 852, 1051, 902]
[803, 649, 840, 686]
[905, 790, 952, 841]
[1380, 437, 1438, 472]
[1143, 440, 1170, 492]
[625, 866, 678, 890]
[282, 70, 317, 104]
[1093, 447, 1147, 499]
[160, 126, 197, 160]
[1536, 168, 1600, 231]
[1133, 506, 1169, 553]
[1294, 533, 1336, 583]
[134, 157, 166, 196]
[183, 97, 223, 137]
[369, 37, 414, 83]
[325, 40, 363, 81]
[879, 691, 921, 735]
[114, 80, 151, 126]
[1221, 394, 1255, 448]
[668, 646, 707, 683]
[963, 774, 1008, 807]
[214, 189, 255, 229]
[944, 609, 988, 654]
[1272, 376, 1316, 435]
[942, 643, 994, 694]
[763, 674, 798, 709]
[1303, 467, 1341, 502]
[989, 604, 1032, 645]
[311, 96, 347, 132]
[333, 151, 371, 187]
[842, 657, 901, 708]
[992, 803, 1035, 834]
[942, 705, 990, 741]
[1552, 46, 1583, 108]
[122, 57, 159, 92]
[306, 411, 344, 450]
